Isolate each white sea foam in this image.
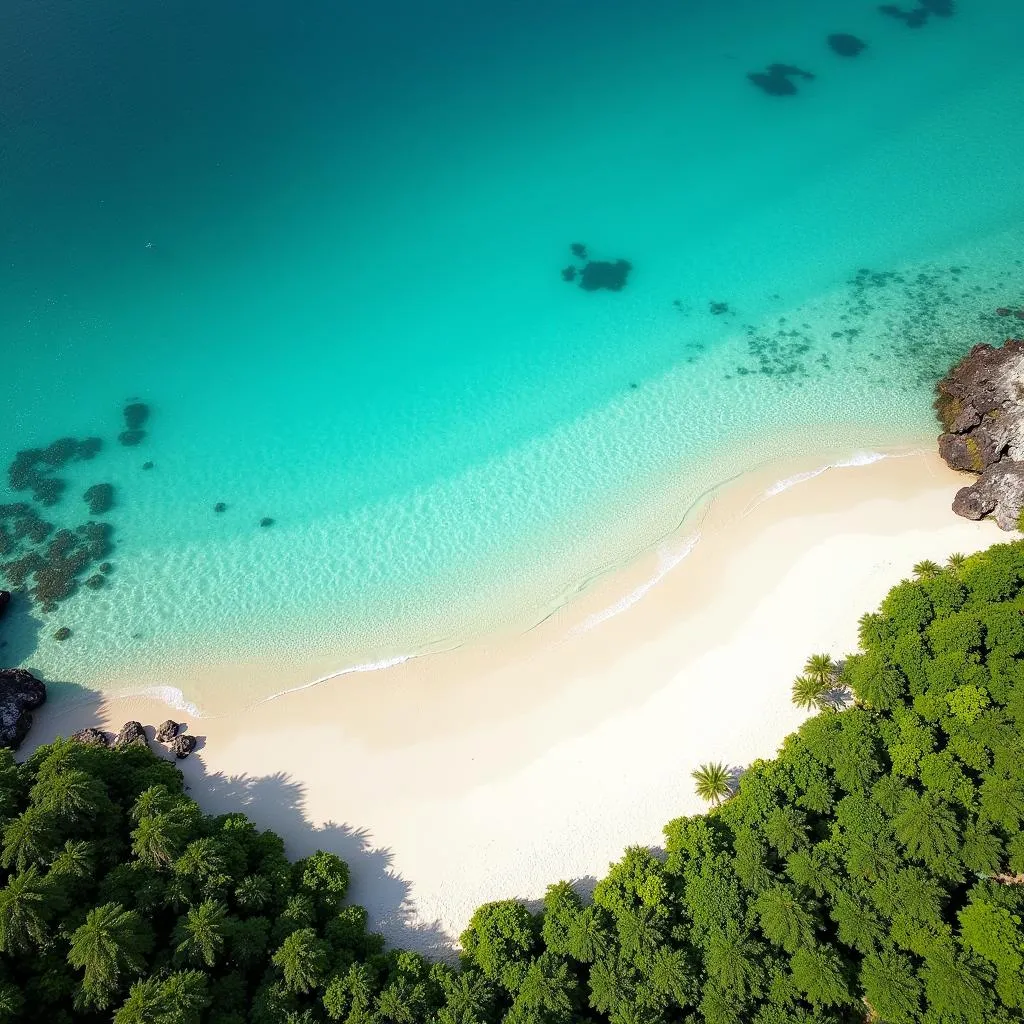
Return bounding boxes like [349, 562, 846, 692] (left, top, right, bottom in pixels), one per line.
[129, 685, 205, 719]
[763, 450, 887, 498]
[253, 654, 414, 706]
[572, 534, 702, 636]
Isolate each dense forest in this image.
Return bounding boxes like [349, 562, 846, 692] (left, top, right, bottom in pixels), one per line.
[3, 540, 1024, 1023]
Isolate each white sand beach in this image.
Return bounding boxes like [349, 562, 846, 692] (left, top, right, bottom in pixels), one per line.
[26, 449, 1000, 955]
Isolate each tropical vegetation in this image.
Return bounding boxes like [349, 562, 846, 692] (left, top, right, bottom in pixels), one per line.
[4, 538, 1024, 1021]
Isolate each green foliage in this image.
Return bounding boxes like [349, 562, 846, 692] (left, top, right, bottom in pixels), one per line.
[4, 538, 1024, 1023]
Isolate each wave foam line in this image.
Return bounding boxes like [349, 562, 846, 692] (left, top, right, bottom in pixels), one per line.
[126, 686, 205, 719]
[571, 534, 702, 636]
[763, 450, 888, 498]
[251, 654, 414, 707]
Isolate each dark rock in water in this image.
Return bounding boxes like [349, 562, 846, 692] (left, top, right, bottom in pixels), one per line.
[936, 339, 1024, 529]
[77, 437, 103, 461]
[570, 243, 588, 260]
[709, 301, 730, 316]
[84, 483, 115, 516]
[114, 720, 147, 748]
[579, 259, 632, 292]
[560, 265, 576, 282]
[119, 429, 146, 447]
[71, 726, 108, 747]
[828, 33, 866, 56]
[920, 0, 954, 15]
[0, 504, 30, 520]
[54, 627, 72, 642]
[748, 63, 815, 97]
[879, 4, 930, 28]
[99, 562, 112, 574]
[171, 733, 196, 759]
[214, 502, 227, 514]
[142, 461, 154, 470]
[123, 402, 150, 431]
[7, 438, 104, 505]
[0, 669, 46, 749]
[0, 591, 10, 619]
[85, 574, 105, 590]
[156, 719, 179, 742]
[259, 517, 275, 528]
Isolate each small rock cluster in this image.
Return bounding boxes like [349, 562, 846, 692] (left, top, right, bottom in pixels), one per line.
[70, 717, 197, 758]
[935, 337, 1024, 530]
[560, 243, 633, 292]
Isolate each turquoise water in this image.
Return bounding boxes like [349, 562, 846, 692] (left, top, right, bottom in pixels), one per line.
[2, 0, 1024, 705]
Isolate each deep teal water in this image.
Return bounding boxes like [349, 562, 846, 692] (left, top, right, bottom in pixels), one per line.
[2, 0, 1023, 705]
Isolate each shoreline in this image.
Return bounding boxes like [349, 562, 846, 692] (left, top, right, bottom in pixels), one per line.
[25, 447, 998, 953]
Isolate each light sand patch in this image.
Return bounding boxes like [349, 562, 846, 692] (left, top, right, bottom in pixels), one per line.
[26, 450, 998, 954]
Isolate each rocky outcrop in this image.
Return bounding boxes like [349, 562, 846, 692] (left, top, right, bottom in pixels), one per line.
[155, 719, 179, 742]
[936, 339, 1024, 530]
[0, 669, 47, 749]
[114, 720, 148, 748]
[171, 734, 196, 759]
[71, 726, 109, 747]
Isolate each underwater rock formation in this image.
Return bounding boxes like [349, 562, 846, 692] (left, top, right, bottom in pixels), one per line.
[214, 502, 227, 514]
[259, 517, 275, 528]
[827, 33, 866, 56]
[84, 483, 115, 515]
[579, 259, 632, 292]
[53, 627, 72, 642]
[0, 668, 46, 749]
[747, 64, 815, 97]
[118, 429, 146, 447]
[8, 437, 103, 505]
[936, 339, 1024, 530]
[561, 266, 576, 282]
[878, 1, 952, 27]
[123, 402, 150, 431]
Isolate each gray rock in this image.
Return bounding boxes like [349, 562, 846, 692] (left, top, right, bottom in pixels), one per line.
[0, 668, 46, 749]
[936, 339, 1024, 529]
[71, 726, 109, 747]
[171, 733, 196, 759]
[155, 719, 179, 742]
[114, 720, 148, 748]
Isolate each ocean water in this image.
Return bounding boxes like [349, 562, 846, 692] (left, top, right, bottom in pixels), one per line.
[2, 0, 1023, 708]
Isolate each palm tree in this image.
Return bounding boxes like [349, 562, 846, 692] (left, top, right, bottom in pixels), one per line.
[791, 674, 828, 712]
[173, 898, 227, 968]
[30, 769, 102, 823]
[1, 807, 55, 872]
[67, 902, 151, 1009]
[803, 653, 835, 686]
[131, 811, 185, 869]
[114, 970, 209, 1024]
[946, 552, 966, 571]
[912, 559, 942, 579]
[272, 927, 328, 995]
[130, 785, 175, 823]
[692, 763, 732, 806]
[49, 839, 95, 880]
[0, 866, 48, 953]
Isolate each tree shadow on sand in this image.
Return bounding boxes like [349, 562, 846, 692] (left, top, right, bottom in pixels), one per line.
[24, 694, 454, 958]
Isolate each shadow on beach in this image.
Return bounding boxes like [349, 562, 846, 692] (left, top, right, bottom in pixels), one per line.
[23, 689, 455, 959]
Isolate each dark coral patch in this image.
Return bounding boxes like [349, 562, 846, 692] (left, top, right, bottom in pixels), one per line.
[748, 63, 815, 97]
[570, 243, 588, 260]
[560, 266, 577, 283]
[214, 502, 227, 514]
[84, 483, 115, 516]
[827, 33, 866, 56]
[709, 301, 730, 316]
[118, 429, 146, 447]
[123, 402, 150, 431]
[259, 517, 275, 528]
[53, 627, 72, 642]
[879, 4, 930, 27]
[579, 259, 632, 292]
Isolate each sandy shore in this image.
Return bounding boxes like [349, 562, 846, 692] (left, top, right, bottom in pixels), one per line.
[26, 449, 1000, 954]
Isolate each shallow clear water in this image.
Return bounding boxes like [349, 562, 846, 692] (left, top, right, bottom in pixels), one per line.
[2, 0, 1023, 705]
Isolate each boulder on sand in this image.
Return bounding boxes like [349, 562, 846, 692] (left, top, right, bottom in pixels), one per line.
[0, 668, 47, 749]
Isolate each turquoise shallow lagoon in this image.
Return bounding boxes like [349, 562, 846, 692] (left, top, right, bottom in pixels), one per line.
[2, 0, 1023, 707]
